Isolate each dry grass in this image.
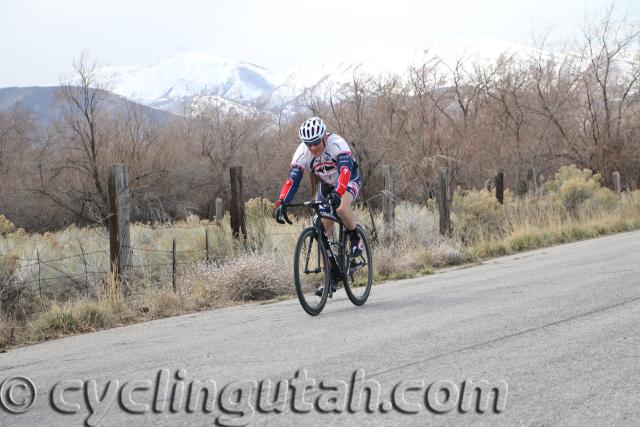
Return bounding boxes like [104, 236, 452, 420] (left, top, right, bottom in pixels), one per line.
[374, 242, 430, 280]
[5, 253, 295, 349]
[181, 253, 293, 303]
[465, 170, 640, 258]
[23, 274, 135, 344]
[373, 236, 469, 280]
[1, 168, 640, 350]
[0, 316, 15, 349]
[28, 301, 115, 341]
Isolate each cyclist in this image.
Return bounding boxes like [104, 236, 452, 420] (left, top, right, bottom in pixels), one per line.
[274, 117, 364, 292]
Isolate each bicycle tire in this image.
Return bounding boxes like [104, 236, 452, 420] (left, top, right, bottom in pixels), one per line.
[342, 225, 373, 306]
[293, 227, 330, 315]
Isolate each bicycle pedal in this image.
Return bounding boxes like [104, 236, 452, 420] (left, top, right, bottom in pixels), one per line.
[329, 283, 337, 297]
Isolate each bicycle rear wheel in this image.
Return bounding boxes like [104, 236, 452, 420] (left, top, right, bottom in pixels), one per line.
[293, 227, 329, 315]
[342, 225, 373, 306]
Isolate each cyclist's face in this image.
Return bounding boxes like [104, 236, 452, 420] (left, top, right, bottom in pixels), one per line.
[307, 135, 325, 157]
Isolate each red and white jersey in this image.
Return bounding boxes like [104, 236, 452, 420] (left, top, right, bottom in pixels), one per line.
[290, 134, 355, 187]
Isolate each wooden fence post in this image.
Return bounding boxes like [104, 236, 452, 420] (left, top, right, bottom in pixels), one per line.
[172, 238, 177, 293]
[383, 164, 395, 242]
[438, 168, 452, 236]
[215, 197, 223, 225]
[528, 167, 539, 195]
[612, 171, 621, 193]
[205, 228, 210, 264]
[229, 166, 247, 239]
[36, 248, 42, 301]
[495, 172, 504, 204]
[79, 242, 89, 297]
[108, 164, 132, 295]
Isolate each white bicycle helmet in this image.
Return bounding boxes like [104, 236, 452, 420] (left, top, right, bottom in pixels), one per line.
[298, 117, 326, 145]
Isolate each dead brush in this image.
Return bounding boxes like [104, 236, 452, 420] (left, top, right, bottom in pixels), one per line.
[0, 316, 16, 350]
[424, 237, 470, 267]
[374, 240, 431, 279]
[181, 253, 293, 304]
[25, 273, 135, 343]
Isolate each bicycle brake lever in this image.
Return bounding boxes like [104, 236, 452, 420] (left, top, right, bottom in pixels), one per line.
[283, 208, 293, 225]
[275, 205, 286, 224]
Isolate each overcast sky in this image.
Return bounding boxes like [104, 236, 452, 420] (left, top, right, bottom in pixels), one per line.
[0, 0, 637, 87]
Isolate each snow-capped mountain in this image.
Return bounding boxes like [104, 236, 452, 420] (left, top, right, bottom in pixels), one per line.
[189, 93, 267, 118]
[93, 52, 286, 113]
[53, 38, 562, 115]
[8, 37, 636, 128]
[267, 38, 550, 110]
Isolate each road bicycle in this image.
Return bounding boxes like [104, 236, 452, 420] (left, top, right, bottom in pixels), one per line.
[278, 201, 373, 315]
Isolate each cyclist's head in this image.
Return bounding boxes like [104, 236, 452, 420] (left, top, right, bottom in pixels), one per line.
[298, 117, 326, 147]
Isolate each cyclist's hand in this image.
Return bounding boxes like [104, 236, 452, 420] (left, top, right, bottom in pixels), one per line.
[328, 191, 342, 210]
[274, 200, 285, 224]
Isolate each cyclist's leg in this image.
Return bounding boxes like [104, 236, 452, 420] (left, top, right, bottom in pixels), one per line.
[336, 175, 364, 256]
[335, 171, 361, 231]
[316, 181, 337, 236]
[335, 192, 356, 231]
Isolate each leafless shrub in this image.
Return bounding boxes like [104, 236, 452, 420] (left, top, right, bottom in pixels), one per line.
[182, 253, 293, 303]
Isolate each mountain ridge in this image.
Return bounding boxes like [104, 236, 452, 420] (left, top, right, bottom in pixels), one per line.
[1, 38, 569, 118]
[0, 86, 179, 129]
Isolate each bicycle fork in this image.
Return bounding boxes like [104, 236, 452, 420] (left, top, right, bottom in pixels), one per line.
[301, 229, 337, 297]
[303, 236, 321, 274]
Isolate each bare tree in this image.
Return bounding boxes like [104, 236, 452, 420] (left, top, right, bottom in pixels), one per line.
[34, 53, 175, 224]
[184, 94, 268, 214]
[34, 52, 112, 223]
[0, 105, 34, 173]
[527, 41, 584, 170]
[576, 6, 640, 181]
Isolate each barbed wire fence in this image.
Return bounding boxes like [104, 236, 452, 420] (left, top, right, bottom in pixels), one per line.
[0, 163, 628, 311]
[0, 222, 310, 309]
[0, 163, 503, 307]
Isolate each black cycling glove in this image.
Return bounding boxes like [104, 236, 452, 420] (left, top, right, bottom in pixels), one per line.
[328, 191, 342, 210]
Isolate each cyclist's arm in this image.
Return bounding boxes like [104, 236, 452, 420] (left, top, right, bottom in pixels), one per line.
[276, 164, 304, 206]
[327, 134, 355, 197]
[334, 152, 353, 196]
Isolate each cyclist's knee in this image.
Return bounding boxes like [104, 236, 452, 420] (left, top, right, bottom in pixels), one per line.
[336, 204, 351, 217]
[336, 196, 353, 217]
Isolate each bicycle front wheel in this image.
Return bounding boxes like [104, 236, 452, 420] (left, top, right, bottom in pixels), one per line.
[342, 225, 373, 306]
[293, 227, 330, 315]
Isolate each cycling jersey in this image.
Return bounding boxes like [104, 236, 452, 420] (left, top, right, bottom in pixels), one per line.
[277, 134, 361, 205]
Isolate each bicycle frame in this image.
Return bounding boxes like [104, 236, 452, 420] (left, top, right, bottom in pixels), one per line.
[282, 201, 349, 287]
[313, 210, 348, 287]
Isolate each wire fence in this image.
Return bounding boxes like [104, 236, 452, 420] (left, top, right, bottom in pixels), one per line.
[0, 219, 313, 301]
[1, 158, 634, 321]
[0, 188, 402, 303]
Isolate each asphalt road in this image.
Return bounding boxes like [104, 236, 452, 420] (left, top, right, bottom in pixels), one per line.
[2, 231, 639, 426]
